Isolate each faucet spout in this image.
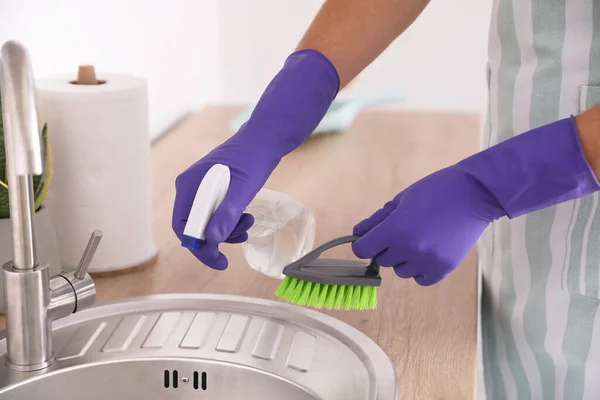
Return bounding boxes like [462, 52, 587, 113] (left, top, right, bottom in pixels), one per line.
[0, 41, 43, 175]
[0, 40, 43, 271]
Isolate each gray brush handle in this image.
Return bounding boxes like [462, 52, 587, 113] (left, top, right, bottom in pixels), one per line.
[293, 235, 380, 276]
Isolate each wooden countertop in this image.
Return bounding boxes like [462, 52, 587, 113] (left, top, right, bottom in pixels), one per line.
[0, 106, 481, 399]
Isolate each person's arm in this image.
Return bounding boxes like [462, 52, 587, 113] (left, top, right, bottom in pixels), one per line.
[174, 0, 432, 270]
[575, 105, 600, 179]
[352, 109, 600, 286]
[297, 0, 430, 88]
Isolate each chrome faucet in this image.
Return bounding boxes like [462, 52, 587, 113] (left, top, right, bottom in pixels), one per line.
[0, 40, 102, 372]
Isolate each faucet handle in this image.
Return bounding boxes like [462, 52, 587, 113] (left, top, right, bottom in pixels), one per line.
[49, 229, 102, 319]
[75, 230, 103, 279]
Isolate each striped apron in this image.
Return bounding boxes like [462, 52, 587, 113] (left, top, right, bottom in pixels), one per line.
[480, 0, 600, 398]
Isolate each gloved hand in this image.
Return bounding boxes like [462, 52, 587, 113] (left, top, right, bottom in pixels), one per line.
[352, 116, 600, 286]
[172, 49, 340, 270]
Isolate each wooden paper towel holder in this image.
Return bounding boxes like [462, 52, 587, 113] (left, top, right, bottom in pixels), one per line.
[70, 65, 106, 85]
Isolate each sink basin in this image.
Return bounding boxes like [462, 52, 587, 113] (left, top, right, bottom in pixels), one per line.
[0, 294, 398, 399]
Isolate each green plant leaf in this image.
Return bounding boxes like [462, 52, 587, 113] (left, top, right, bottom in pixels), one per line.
[34, 123, 52, 210]
[0, 186, 8, 219]
[0, 88, 7, 219]
[0, 88, 6, 192]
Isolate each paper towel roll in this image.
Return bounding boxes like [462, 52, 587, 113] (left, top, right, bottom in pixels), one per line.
[36, 72, 157, 273]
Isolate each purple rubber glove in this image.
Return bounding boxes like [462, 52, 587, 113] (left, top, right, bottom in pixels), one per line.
[172, 49, 340, 270]
[352, 116, 600, 286]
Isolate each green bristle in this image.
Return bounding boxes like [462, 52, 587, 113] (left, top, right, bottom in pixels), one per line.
[275, 276, 292, 298]
[288, 278, 303, 303]
[275, 277, 298, 300]
[363, 287, 372, 309]
[344, 285, 355, 309]
[307, 283, 323, 307]
[324, 285, 338, 309]
[355, 287, 364, 310]
[289, 279, 304, 303]
[315, 284, 329, 309]
[359, 288, 367, 309]
[358, 286, 376, 310]
[275, 277, 378, 311]
[346, 286, 354, 310]
[334, 285, 346, 310]
[359, 286, 369, 309]
[351, 286, 362, 310]
[366, 286, 378, 309]
[297, 281, 313, 306]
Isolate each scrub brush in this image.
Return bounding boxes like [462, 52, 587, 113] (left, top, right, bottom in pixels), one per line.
[275, 235, 381, 311]
[181, 166, 382, 311]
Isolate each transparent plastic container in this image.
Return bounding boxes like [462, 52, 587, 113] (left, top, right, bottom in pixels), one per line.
[242, 188, 315, 279]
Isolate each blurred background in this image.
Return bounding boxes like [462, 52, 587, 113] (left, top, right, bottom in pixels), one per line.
[0, 0, 493, 141]
[0, 2, 492, 397]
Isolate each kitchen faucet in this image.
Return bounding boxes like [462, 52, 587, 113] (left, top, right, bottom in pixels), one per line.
[0, 40, 102, 372]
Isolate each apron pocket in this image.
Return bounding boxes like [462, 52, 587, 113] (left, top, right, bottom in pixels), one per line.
[561, 86, 600, 300]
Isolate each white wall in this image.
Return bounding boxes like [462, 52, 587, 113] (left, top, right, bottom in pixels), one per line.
[217, 0, 493, 115]
[1, 0, 493, 140]
[0, 0, 220, 140]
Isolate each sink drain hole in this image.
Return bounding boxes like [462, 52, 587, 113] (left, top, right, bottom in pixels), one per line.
[192, 371, 207, 390]
[172, 370, 179, 388]
[164, 369, 206, 390]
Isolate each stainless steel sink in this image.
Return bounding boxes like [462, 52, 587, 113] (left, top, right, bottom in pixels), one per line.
[0, 40, 398, 400]
[0, 294, 398, 399]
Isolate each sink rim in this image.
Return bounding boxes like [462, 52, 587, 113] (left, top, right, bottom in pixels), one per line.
[0, 293, 398, 399]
